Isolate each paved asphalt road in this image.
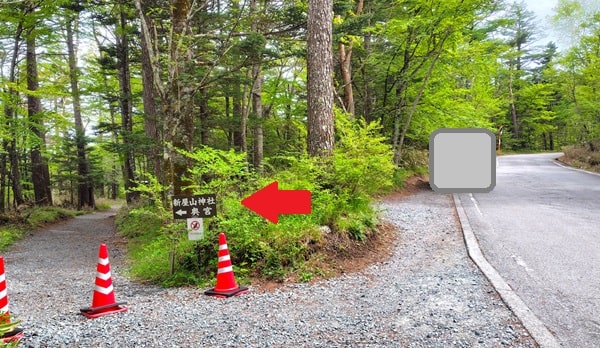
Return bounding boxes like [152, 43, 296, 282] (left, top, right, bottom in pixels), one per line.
[457, 153, 600, 348]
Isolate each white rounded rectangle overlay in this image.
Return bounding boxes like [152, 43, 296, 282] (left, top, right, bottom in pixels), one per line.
[429, 128, 496, 193]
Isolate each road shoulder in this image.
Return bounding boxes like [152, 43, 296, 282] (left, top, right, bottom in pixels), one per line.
[453, 193, 561, 348]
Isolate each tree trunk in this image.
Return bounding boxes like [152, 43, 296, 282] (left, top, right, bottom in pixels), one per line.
[0, 151, 6, 212]
[117, 5, 139, 203]
[199, 87, 210, 145]
[232, 79, 244, 151]
[542, 133, 548, 151]
[391, 90, 407, 163]
[338, 41, 354, 115]
[336, 0, 363, 116]
[137, 0, 232, 195]
[164, 0, 195, 195]
[26, 27, 53, 206]
[508, 70, 519, 139]
[7, 141, 23, 207]
[241, 83, 249, 153]
[140, 4, 162, 183]
[5, 24, 25, 207]
[307, 0, 335, 157]
[362, 31, 373, 122]
[250, 0, 264, 168]
[251, 63, 264, 167]
[66, 14, 94, 209]
[390, 34, 415, 157]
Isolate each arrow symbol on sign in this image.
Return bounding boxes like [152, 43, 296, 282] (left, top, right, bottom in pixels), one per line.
[175, 209, 186, 217]
[241, 181, 311, 224]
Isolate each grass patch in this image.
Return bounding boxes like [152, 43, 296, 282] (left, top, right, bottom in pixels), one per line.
[0, 205, 78, 252]
[0, 226, 26, 252]
[26, 206, 75, 228]
[115, 204, 163, 238]
[95, 198, 125, 211]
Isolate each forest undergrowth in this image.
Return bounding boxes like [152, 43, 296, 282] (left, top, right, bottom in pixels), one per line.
[115, 115, 426, 287]
[560, 139, 600, 173]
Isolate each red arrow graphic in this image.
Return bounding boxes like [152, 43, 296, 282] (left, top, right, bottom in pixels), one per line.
[241, 181, 311, 224]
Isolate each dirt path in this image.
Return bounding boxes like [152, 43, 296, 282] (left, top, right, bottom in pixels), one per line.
[5, 209, 133, 337]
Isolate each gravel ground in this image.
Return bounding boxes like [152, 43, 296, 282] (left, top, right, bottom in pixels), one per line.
[3, 189, 538, 347]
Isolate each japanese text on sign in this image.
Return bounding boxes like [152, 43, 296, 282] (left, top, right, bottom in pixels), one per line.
[172, 194, 217, 219]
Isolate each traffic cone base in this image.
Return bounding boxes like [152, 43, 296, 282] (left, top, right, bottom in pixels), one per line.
[81, 244, 127, 318]
[0, 256, 22, 342]
[1, 328, 24, 343]
[204, 286, 248, 298]
[204, 233, 248, 298]
[80, 303, 128, 319]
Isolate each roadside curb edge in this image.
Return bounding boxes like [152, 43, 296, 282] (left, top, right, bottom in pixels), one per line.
[553, 159, 600, 177]
[452, 193, 561, 348]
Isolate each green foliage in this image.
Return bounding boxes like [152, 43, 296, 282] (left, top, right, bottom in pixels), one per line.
[128, 175, 170, 217]
[237, 32, 266, 59]
[516, 83, 559, 150]
[116, 115, 395, 286]
[128, 233, 175, 284]
[26, 207, 75, 228]
[115, 204, 163, 239]
[0, 206, 77, 252]
[93, 198, 118, 211]
[332, 111, 395, 197]
[0, 227, 25, 252]
[182, 146, 255, 198]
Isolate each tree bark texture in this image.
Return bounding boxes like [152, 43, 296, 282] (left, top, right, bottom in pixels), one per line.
[26, 26, 53, 206]
[307, 0, 335, 157]
[166, 0, 195, 195]
[4, 24, 25, 207]
[508, 70, 519, 139]
[140, 4, 162, 183]
[251, 63, 264, 167]
[117, 6, 139, 203]
[250, 0, 264, 168]
[232, 80, 245, 151]
[0, 152, 6, 212]
[66, 15, 95, 209]
[135, 0, 195, 196]
[199, 87, 210, 145]
[336, 0, 363, 116]
[338, 41, 354, 115]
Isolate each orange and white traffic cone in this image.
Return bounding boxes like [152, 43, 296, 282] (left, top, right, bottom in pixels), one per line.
[0, 256, 24, 343]
[205, 233, 248, 298]
[80, 244, 127, 318]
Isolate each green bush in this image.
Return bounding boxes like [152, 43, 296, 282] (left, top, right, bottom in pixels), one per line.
[331, 113, 395, 197]
[116, 205, 163, 238]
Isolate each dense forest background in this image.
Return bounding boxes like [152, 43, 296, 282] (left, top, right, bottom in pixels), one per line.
[1, 0, 599, 210]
